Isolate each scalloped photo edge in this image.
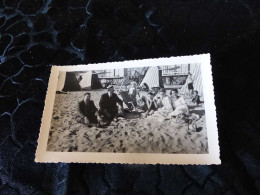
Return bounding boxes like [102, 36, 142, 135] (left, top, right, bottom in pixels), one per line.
[35, 54, 221, 164]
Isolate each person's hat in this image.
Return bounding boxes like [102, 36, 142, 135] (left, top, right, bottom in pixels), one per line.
[107, 85, 114, 89]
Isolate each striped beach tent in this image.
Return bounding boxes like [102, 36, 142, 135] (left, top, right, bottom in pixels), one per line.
[139, 66, 163, 89]
[180, 64, 203, 95]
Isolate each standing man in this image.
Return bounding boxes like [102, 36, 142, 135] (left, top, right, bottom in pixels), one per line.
[186, 72, 194, 98]
[77, 93, 102, 127]
[99, 85, 124, 121]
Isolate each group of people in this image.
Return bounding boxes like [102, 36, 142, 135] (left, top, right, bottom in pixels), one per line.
[141, 88, 190, 119]
[76, 79, 201, 127]
[77, 85, 124, 127]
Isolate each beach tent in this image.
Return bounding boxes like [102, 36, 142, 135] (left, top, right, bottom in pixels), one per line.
[56, 71, 102, 91]
[60, 72, 81, 91]
[180, 64, 203, 95]
[78, 71, 102, 90]
[139, 66, 163, 89]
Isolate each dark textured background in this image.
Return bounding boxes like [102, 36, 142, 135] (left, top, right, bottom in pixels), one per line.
[0, 0, 260, 194]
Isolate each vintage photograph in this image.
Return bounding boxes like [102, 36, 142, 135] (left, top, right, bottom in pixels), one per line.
[36, 54, 220, 164]
[47, 64, 208, 154]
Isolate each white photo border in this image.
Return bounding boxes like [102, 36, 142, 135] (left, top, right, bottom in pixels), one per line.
[35, 54, 221, 164]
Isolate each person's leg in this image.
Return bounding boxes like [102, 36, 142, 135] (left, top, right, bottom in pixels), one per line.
[149, 110, 155, 115]
[101, 109, 112, 120]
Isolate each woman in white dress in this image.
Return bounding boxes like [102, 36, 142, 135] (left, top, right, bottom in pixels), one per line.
[169, 92, 189, 117]
[153, 88, 173, 117]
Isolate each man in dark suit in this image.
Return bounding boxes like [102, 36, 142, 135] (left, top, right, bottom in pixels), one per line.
[77, 93, 102, 127]
[99, 85, 123, 121]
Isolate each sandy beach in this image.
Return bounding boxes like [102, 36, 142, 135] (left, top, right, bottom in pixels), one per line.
[47, 90, 208, 154]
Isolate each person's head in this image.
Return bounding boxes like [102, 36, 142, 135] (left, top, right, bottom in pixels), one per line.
[148, 91, 154, 99]
[143, 83, 148, 88]
[131, 81, 137, 88]
[107, 85, 114, 93]
[172, 92, 178, 99]
[159, 88, 166, 96]
[84, 92, 91, 102]
[170, 89, 178, 96]
[152, 86, 160, 93]
[194, 90, 198, 95]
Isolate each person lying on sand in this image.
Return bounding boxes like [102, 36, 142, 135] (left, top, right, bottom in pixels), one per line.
[76, 92, 102, 127]
[168, 92, 189, 118]
[142, 91, 158, 118]
[99, 85, 124, 122]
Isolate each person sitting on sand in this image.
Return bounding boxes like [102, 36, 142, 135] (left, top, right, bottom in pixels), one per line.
[77, 93, 102, 127]
[128, 81, 138, 108]
[151, 86, 162, 107]
[168, 92, 189, 117]
[136, 89, 147, 111]
[142, 91, 158, 118]
[99, 85, 124, 121]
[153, 88, 173, 118]
[191, 90, 201, 105]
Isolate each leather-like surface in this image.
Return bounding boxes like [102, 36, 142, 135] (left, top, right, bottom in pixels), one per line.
[0, 0, 259, 194]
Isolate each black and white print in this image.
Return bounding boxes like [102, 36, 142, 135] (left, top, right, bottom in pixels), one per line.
[47, 63, 208, 153]
[36, 55, 220, 164]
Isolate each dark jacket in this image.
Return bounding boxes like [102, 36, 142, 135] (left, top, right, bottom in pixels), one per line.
[99, 93, 123, 114]
[77, 100, 98, 122]
[192, 95, 201, 104]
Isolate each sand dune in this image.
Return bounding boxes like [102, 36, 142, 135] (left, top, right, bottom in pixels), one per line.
[47, 91, 208, 154]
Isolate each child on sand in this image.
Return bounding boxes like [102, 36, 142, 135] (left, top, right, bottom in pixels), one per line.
[191, 90, 201, 105]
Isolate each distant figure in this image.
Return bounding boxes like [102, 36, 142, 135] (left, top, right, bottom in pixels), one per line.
[99, 85, 124, 121]
[143, 92, 158, 118]
[169, 92, 189, 117]
[77, 93, 102, 127]
[192, 90, 201, 105]
[100, 78, 107, 89]
[142, 83, 149, 92]
[186, 72, 194, 98]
